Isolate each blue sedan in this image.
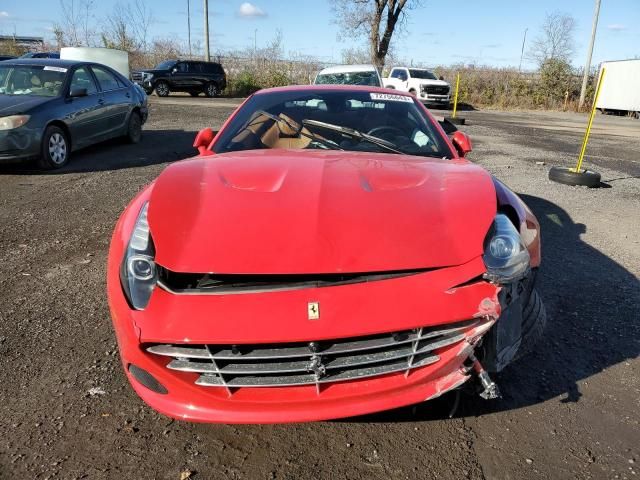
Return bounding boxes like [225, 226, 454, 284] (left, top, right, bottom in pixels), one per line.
[0, 58, 148, 169]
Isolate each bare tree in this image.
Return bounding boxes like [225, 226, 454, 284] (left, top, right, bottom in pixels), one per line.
[330, 0, 420, 69]
[101, 0, 154, 52]
[53, 0, 96, 47]
[528, 12, 576, 66]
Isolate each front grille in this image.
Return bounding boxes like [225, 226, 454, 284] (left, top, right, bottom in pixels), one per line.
[146, 320, 477, 391]
[421, 85, 450, 95]
[131, 72, 143, 82]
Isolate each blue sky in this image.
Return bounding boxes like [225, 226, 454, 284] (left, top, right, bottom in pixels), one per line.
[1, 0, 638, 69]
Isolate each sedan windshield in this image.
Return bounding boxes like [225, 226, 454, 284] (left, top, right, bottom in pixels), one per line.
[214, 90, 452, 159]
[409, 69, 437, 80]
[0, 65, 66, 97]
[315, 71, 380, 87]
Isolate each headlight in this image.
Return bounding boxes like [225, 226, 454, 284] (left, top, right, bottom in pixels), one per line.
[120, 202, 157, 310]
[0, 115, 30, 130]
[482, 214, 530, 283]
[143, 72, 154, 80]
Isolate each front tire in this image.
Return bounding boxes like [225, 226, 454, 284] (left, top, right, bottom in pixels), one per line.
[125, 111, 142, 144]
[155, 81, 170, 97]
[38, 125, 70, 169]
[205, 82, 219, 98]
[514, 289, 547, 360]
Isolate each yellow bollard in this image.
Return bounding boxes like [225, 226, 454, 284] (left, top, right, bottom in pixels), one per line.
[452, 73, 460, 119]
[574, 68, 606, 173]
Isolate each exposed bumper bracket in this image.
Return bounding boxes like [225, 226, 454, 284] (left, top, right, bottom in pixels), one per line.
[468, 352, 501, 400]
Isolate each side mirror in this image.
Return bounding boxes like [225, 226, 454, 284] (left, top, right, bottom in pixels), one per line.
[451, 131, 472, 157]
[439, 76, 444, 81]
[193, 127, 216, 155]
[69, 87, 87, 98]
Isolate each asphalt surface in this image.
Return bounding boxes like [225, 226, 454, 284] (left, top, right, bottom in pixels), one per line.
[0, 96, 638, 480]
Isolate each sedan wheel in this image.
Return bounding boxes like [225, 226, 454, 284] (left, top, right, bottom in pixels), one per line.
[125, 112, 142, 144]
[39, 126, 70, 169]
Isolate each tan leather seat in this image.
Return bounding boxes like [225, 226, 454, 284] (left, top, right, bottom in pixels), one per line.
[260, 113, 312, 149]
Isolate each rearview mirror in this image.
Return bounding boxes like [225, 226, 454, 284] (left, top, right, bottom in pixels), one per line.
[69, 87, 87, 98]
[193, 127, 216, 155]
[451, 131, 472, 157]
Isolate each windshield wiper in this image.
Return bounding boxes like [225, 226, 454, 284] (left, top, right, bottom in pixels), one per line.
[254, 110, 343, 151]
[301, 119, 405, 155]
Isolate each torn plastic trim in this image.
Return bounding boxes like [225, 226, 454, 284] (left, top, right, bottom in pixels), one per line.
[156, 266, 440, 295]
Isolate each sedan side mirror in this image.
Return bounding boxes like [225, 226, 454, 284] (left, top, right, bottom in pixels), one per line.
[451, 131, 472, 157]
[69, 87, 88, 98]
[193, 127, 216, 155]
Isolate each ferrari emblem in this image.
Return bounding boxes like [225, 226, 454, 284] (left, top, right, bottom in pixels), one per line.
[307, 301, 320, 320]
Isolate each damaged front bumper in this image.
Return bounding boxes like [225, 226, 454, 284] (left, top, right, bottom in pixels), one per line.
[108, 251, 516, 423]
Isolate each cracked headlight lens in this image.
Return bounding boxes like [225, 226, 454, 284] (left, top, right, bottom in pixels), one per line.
[483, 214, 530, 283]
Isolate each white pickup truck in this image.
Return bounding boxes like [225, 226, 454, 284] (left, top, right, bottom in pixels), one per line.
[384, 67, 451, 106]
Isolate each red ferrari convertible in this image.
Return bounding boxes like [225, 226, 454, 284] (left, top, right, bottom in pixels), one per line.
[107, 85, 546, 423]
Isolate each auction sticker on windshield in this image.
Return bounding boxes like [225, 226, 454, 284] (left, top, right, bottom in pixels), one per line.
[370, 92, 413, 103]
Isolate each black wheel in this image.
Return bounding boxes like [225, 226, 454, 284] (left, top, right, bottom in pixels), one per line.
[514, 289, 547, 360]
[155, 81, 170, 97]
[204, 82, 219, 98]
[189, 91, 200, 97]
[38, 125, 70, 169]
[549, 166, 601, 187]
[408, 88, 417, 96]
[144, 88, 153, 95]
[125, 111, 142, 144]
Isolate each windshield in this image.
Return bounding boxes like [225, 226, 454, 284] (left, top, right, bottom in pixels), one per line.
[214, 90, 452, 159]
[409, 69, 437, 80]
[155, 60, 177, 70]
[0, 65, 66, 97]
[315, 71, 380, 87]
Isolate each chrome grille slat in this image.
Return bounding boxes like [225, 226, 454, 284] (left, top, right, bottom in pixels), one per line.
[195, 354, 440, 387]
[165, 332, 465, 375]
[148, 321, 477, 361]
[147, 320, 477, 389]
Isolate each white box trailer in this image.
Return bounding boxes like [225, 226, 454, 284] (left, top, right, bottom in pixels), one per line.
[596, 59, 640, 118]
[60, 47, 129, 78]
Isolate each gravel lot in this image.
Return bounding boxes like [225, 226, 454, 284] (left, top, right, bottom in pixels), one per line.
[0, 96, 638, 479]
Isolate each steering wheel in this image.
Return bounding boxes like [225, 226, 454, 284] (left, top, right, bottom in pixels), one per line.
[366, 125, 406, 138]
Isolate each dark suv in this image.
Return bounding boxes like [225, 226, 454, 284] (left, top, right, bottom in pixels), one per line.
[132, 59, 226, 97]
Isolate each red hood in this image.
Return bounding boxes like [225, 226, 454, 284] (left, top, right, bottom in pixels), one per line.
[148, 150, 497, 274]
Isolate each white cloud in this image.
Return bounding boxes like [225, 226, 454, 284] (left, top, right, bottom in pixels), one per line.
[607, 24, 626, 31]
[0, 11, 9, 18]
[238, 2, 266, 18]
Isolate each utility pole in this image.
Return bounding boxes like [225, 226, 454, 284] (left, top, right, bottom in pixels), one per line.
[204, 0, 210, 62]
[579, 0, 601, 109]
[519, 28, 528, 73]
[187, 0, 192, 58]
[254, 29, 257, 56]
